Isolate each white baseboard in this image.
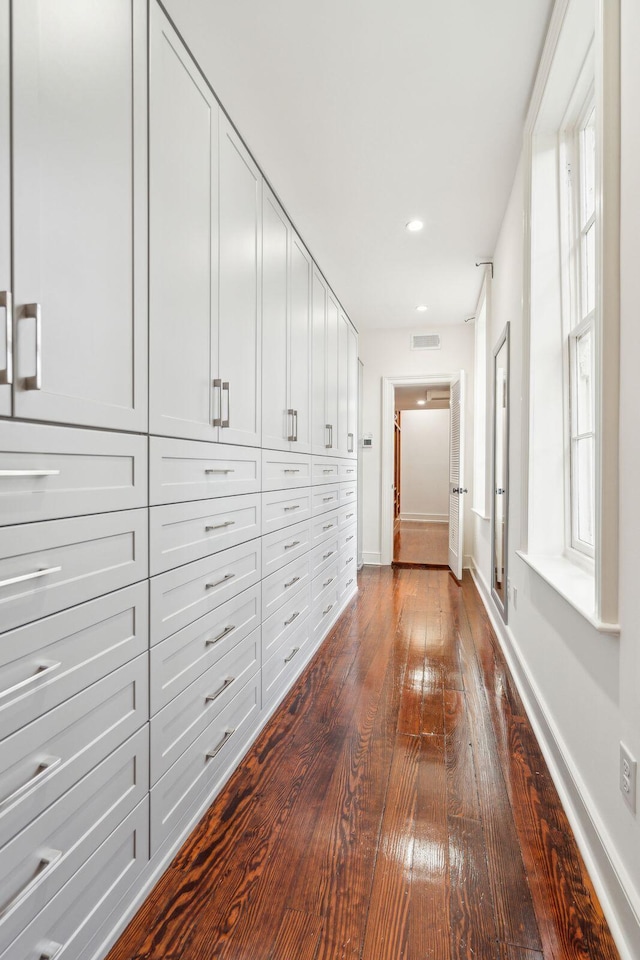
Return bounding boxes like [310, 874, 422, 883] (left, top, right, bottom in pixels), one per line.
[469, 562, 640, 960]
[362, 551, 382, 565]
[399, 512, 448, 523]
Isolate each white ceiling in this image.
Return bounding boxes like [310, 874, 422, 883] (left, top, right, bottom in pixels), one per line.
[395, 384, 450, 411]
[164, 0, 553, 331]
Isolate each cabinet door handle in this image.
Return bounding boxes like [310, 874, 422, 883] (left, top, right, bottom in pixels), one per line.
[346, 468, 355, 474]
[205, 572, 235, 590]
[284, 575, 300, 588]
[0, 565, 61, 590]
[206, 728, 235, 760]
[212, 378, 222, 427]
[206, 677, 235, 703]
[0, 469, 60, 478]
[23, 302, 42, 390]
[284, 646, 300, 663]
[323, 577, 334, 588]
[322, 603, 334, 616]
[0, 290, 12, 386]
[221, 381, 230, 428]
[287, 408, 296, 442]
[347, 432, 354, 453]
[284, 540, 300, 550]
[4, 847, 63, 916]
[38, 941, 63, 960]
[294, 409, 298, 442]
[325, 424, 332, 449]
[205, 520, 236, 531]
[205, 624, 235, 646]
[205, 468, 235, 475]
[284, 610, 299, 626]
[322, 550, 334, 560]
[1, 755, 61, 808]
[284, 504, 300, 512]
[0, 660, 61, 702]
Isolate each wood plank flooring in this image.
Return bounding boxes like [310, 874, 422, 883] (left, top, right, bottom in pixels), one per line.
[106, 567, 620, 960]
[393, 520, 449, 566]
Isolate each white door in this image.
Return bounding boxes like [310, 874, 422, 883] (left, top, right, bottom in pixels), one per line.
[346, 322, 358, 459]
[149, 4, 218, 442]
[325, 292, 339, 452]
[261, 187, 290, 452]
[311, 267, 327, 455]
[289, 233, 312, 453]
[0, 0, 10, 418]
[448, 372, 466, 580]
[12, 0, 148, 432]
[337, 311, 349, 457]
[218, 117, 262, 447]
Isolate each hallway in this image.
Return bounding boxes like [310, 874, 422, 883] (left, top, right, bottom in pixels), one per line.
[394, 519, 449, 566]
[106, 568, 617, 960]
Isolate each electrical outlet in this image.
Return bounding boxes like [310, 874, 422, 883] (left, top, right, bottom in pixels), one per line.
[620, 743, 637, 812]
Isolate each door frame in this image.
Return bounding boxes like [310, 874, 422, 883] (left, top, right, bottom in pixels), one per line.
[380, 373, 459, 566]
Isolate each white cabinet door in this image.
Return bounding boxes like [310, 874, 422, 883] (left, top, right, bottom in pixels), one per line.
[289, 233, 312, 453]
[261, 187, 290, 452]
[337, 311, 349, 457]
[346, 321, 358, 458]
[325, 292, 339, 453]
[149, 4, 219, 442]
[311, 267, 327, 455]
[218, 118, 262, 448]
[0, 0, 9, 419]
[12, 0, 148, 432]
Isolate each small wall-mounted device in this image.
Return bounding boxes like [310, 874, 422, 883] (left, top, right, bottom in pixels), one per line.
[362, 434, 373, 448]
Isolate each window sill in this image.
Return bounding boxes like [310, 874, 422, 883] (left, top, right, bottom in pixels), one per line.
[516, 550, 620, 636]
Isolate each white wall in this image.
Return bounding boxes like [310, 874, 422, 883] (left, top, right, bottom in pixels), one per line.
[399, 408, 449, 521]
[471, 3, 640, 954]
[359, 326, 475, 564]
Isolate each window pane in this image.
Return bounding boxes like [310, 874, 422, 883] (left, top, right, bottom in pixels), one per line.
[575, 328, 593, 434]
[584, 222, 596, 316]
[575, 435, 595, 547]
[582, 108, 596, 224]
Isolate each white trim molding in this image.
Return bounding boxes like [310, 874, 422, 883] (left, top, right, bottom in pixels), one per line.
[399, 513, 448, 523]
[362, 551, 382, 565]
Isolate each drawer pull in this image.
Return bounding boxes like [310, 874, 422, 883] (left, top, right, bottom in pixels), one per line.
[347, 579, 354, 587]
[346, 557, 354, 564]
[284, 504, 300, 512]
[205, 468, 235, 475]
[322, 496, 334, 503]
[205, 573, 235, 590]
[323, 577, 334, 588]
[206, 677, 235, 703]
[322, 468, 333, 474]
[322, 523, 333, 531]
[284, 540, 300, 550]
[206, 728, 235, 760]
[1, 755, 61, 808]
[284, 576, 300, 588]
[345, 491, 353, 496]
[3, 847, 63, 917]
[205, 520, 236, 532]
[0, 566, 61, 590]
[346, 513, 354, 519]
[283, 468, 300, 474]
[0, 469, 61, 478]
[322, 603, 334, 616]
[346, 535, 355, 542]
[38, 941, 63, 960]
[322, 550, 334, 560]
[284, 611, 300, 626]
[0, 659, 61, 702]
[346, 469, 355, 473]
[284, 647, 300, 663]
[205, 624, 235, 646]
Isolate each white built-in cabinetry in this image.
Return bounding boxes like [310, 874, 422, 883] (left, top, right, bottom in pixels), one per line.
[0, 3, 358, 960]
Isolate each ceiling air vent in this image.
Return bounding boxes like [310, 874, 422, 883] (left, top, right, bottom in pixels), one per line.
[411, 333, 440, 351]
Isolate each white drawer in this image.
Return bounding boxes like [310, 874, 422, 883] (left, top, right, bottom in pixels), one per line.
[339, 523, 357, 554]
[0, 798, 149, 960]
[0, 582, 148, 740]
[338, 461, 357, 481]
[261, 451, 312, 491]
[339, 567, 358, 602]
[311, 484, 340, 515]
[150, 582, 261, 711]
[310, 536, 340, 579]
[339, 503, 357, 527]
[0, 654, 148, 847]
[339, 481, 357, 505]
[311, 562, 340, 605]
[261, 488, 312, 535]
[150, 493, 261, 575]
[261, 554, 311, 620]
[0, 423, 147, 525]
[262, 581, 311, 659]
[311, 509, 340, 546]
[339, 546, 358, 575]
[0, 510, 148, 634]
[0, 728, 148, 954]
[262, 613, 310, 710]
[310, 588, 340, 648]
[262, 518, 312, 579]
[311, 457, 340, 485]
[151, 626, 260, 784]
[150, 540, 261, 644]
[150, 678, 260, 855]
[150, 436, 260, 505]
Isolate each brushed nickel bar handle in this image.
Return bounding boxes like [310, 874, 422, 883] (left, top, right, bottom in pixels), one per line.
[348, 432, 354, 453]
[284, 540, 300, 550]
[0, 566, 61, 590]
[346, 535, 355, 542]
[0, 660, 61, 702]
[23, 303, 42, 390]
[205, 520, 236, 532]
[221, 381, 230, 428]
[3, 847, 63, 916]
[284, 647, 300, 663]
[322, 496, 333, 502]
[205, 677, 235, 703]
[346, 578, 354, 587]
[346, 468, 355, 473]
[322, 550, 334, 560]
[323, 577, 334, 588]
[38, 940, 63, 960]
[325, 424, 332, 449]
[205, 624, 235, 646]
[205, 468, 235, 475]
[287, 408, 296, 442]
[346, 557, 355, 564]
[346, 513, 355, 520]
[284, 468, 300, 475]
[1, 755, 62, 809]
[284, 611, 299, 626]
[322, 468, 333, 474]
[322, 523, 333, 531]
[294, 409, 299, 442]
[284, 576, 300, 588]
[284, 504, 300, 512]
[205, 573, 235, 590]
[0, 469, 60, 478]
[212, 378, 222, 427]
[329, 424, 333, 447]
[322, 603, 334, 616]
[206, 728, 235, 760]
[0, 290, 12, 385]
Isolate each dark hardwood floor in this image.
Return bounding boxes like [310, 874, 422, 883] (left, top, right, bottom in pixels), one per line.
[106, 567, 619, 960]
[393, 519, 449, 566]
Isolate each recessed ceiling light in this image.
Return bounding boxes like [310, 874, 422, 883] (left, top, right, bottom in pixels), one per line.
[416, 304, 428, 312]
[417, 399, 426, 405]
[406, 219, 424, 232]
